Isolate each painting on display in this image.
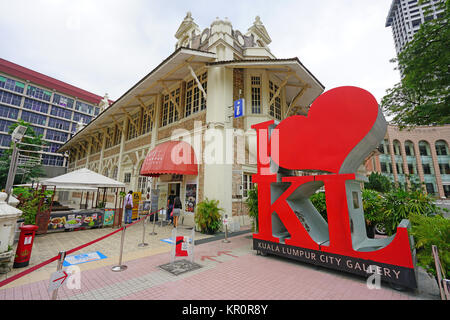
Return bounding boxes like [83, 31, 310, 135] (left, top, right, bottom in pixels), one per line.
[185, 184, 197, 213]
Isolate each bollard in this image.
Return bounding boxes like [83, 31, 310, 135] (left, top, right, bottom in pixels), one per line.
[112, 227, 128, 272]
[138, 215, 149, 247]
[52, 251, 66, 300]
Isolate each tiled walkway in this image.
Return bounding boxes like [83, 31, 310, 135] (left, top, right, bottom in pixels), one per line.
[0, 219, 440, 301]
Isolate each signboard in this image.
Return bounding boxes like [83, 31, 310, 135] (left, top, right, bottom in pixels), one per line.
[175, 236, 190, 257]
[150, 189, 160, 221]
[222, 215, 231, 226]
[63, 251, 107, 267]
[48, 210, 104, 231]
[48, 270, 68, 293]
[234, 99, 245, 118]
[157, 185, 168, 212]
[103, 209, 115, 226]
[132, 192, 141, 220]
[251, 86, 417, 289]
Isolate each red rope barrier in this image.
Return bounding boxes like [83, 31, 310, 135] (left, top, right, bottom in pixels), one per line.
[0, 208, 163, 288]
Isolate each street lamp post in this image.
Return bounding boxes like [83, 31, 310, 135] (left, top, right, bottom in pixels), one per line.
[5, 125, 27, 202]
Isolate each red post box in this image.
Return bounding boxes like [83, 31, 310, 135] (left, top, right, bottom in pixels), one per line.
[13, 225, 39, 268]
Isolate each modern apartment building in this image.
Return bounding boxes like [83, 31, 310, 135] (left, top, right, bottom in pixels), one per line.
[385, 0, 445, 54]
[0, 58, 110, 178]
[365, 125, 450, 199]
[58, 14, 325, 229]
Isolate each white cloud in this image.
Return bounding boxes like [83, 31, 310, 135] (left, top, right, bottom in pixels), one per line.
[0, 0, 400, 104]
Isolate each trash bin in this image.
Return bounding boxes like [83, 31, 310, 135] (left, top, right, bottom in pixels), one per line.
[13, 225, 39, 268]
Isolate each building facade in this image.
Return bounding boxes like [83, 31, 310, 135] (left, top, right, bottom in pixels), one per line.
[58, 14, 325, 229]
[0, 58, 110, 178]
[385, 0, 445, 54]
[365, 124, 450, 198]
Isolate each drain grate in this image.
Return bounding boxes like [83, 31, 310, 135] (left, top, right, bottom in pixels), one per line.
[159, 259, 202, 276]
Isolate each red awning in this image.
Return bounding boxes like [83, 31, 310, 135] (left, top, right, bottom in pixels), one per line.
[140, 141, 198, 177]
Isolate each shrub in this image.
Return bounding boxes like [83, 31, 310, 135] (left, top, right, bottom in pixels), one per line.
[194, 198, 223, 234]
[245, 186, 259, 232]
[364, 172, 392, 193]
[409, 213, 450, 277]
[361, 189, 385, 226]
[310, 192, 327, 222]
[382, 188, 444, 235]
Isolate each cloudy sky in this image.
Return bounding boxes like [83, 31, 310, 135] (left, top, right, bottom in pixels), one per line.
[0, 0, 400, 105]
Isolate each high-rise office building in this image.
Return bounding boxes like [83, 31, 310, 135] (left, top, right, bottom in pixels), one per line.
[0, 58, 110, 178]
[385, 0, 445, 54]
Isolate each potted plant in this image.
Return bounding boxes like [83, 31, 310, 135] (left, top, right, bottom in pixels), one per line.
[194, 198, 223, 234]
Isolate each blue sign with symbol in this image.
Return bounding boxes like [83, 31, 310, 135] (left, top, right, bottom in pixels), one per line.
[234, 99, 245, 118]
[63, 251, 107, 267]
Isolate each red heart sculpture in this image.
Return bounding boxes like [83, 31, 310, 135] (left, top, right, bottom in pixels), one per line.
[272, 86, 382, 174]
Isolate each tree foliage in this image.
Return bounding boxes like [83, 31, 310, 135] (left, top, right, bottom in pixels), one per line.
[0, 120, 45, 189]
[382, 0, 450, 127]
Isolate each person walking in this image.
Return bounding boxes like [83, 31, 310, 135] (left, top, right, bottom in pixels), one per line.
[124, 190, 133, 224]
[166, 190, 176, 225]
[172, 196, 182, 228]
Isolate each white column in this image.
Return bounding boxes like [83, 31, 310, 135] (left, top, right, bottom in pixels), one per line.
[203, 65, 233, 218]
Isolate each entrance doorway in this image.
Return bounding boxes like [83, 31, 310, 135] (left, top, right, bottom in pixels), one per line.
[168, 182, 181, 199]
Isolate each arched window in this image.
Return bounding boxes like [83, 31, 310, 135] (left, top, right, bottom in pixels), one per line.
[435, 140, 450, 176]
[419, 141, 430, 156]
[404, 140, 415, 156]
[435, 140, 449, 156]
[393, 140, 402, 156]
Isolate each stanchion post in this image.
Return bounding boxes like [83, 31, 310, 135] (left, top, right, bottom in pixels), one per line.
[112, 227, 128, 272]
[223, 214, 230, 243]
[138, 215, 149, 247]
[149, 210, 157, 235]
[223, 224, 230, 243]
[52, 251, 66, 300]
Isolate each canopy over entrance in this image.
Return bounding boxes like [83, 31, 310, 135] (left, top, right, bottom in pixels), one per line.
[140, 141, 198, 177]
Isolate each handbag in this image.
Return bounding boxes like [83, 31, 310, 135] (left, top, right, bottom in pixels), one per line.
[125, 195, 132, 209]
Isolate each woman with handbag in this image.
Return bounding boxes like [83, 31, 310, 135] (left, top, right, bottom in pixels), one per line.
[124, 190, 133, 224]
[172, 196, 182, 228]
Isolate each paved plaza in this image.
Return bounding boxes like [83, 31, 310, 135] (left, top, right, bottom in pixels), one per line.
[0, 218, 441, 302]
